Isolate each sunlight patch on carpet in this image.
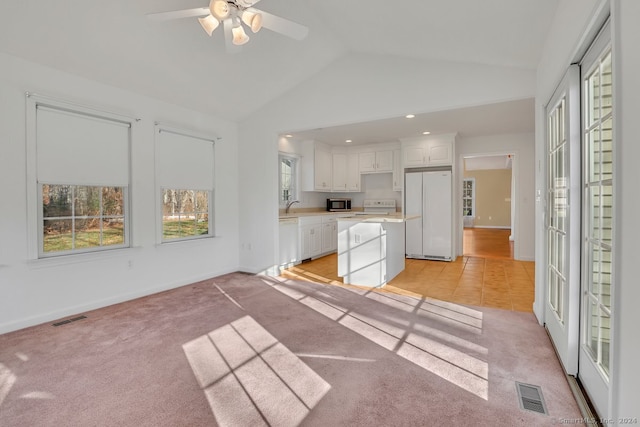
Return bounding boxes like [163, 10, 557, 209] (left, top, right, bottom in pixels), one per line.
[0, 363, 17, 407]
[183, 315, 331, 427]
[263, 278, 489, 400]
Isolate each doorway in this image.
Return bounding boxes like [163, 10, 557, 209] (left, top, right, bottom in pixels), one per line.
[462, 154, 515, 260]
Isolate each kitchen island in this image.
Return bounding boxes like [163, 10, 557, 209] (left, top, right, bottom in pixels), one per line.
[337, 214, 417, 288]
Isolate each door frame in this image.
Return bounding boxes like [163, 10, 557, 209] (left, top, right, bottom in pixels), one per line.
[457, 152, 518, 259]
[542, 65, 582, 376]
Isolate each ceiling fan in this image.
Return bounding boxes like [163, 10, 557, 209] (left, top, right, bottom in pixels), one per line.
[147, 0, 309, 52]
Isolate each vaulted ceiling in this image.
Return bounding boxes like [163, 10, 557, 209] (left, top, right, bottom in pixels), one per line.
[0, 0, 558, 126]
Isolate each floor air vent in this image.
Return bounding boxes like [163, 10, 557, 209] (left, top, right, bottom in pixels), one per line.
[516, 382, 548, 415]
[52, 315, 87, 327]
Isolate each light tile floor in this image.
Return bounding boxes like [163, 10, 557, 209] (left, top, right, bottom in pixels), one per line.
[280, 254, 535, 312]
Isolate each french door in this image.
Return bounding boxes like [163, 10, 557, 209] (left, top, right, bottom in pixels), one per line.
[578, 20, 613, 419]
[544, 65, 581, 376]
[544, 19, 613, 419]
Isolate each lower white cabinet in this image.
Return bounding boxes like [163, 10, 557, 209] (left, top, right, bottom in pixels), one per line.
[298, 214, 346, 260]
[300, 217, 322, 260]
[321, 216, 338, 253]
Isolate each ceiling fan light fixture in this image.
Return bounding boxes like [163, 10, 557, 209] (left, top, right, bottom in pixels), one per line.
[241, 11, 263, 33]
[232, 25, 250, 45]
[210, 0, 230, 20]
[198, 15, 220, 36]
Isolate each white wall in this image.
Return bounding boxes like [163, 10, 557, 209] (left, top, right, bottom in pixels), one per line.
[239, 53, 537, 273]
[535, 0, 640, 420]
[0, 52, 240, 333]
[611, 0, 640, 421]
[457, 133, 535, 261]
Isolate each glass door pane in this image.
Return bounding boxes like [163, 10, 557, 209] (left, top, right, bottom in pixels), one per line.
[547, 98, 567, 324]
[583, 48, 613, 378]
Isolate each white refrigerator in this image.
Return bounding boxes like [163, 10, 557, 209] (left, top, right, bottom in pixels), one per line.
[405, 170, 453, 260]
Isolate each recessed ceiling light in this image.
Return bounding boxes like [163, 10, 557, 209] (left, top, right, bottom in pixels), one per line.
[405, 114, 415, 119]
[284, 134, 293, 138]
[345, 139, 352, 143]
[422, 131, 431, 135]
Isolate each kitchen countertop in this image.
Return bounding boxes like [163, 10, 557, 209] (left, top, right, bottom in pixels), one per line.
[279, 211, 364, 219]
[337, 214, 419, 223]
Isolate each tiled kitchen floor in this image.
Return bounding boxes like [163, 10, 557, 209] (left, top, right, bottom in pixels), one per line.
[280, 228, 535, 312]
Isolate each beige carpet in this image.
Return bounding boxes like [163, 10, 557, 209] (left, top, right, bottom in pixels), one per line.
[0, 272, 581, 426]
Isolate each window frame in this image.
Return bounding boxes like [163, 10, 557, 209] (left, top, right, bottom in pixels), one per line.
[279, 153, 299, 206]
[160, 188, 213, 243]
[26, 94, 133, 259]
[39, 184, 129, 256]
[155, 124, 216, 244]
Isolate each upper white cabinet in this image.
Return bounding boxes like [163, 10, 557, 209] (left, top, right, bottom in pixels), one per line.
[332, 153, 347, 191]
[359, 150, 393, 173]
[401, 134, 455, 167]
[346, 153, 361, 191]
[392, 149, 402, 191]
[314, 146, 332, 191]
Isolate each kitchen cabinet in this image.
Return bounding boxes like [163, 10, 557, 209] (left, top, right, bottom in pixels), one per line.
[359, 150, 393, 173]
[392, 149, 402, 191]
[346, 153, 361, 191]
[299, 216, 322, 260]
[321, 216, 338, 253]
[278, 217, 299, 268]
[332, 153, 347, 191]
[401, 135, 454, 167]
[314, 147, 332, 191]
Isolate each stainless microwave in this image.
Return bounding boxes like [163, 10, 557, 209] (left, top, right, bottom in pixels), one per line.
[327, 198, 351, 212]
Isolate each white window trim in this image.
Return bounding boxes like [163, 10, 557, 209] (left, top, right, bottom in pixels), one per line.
[279, 152, 300, 206]
[154, 124, 217, 244]
[25, 93, 134, 260]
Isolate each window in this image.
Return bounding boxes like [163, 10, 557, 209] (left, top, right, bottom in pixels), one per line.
[462, 178, 475, 217]
[279, 153, 298, 204]
[161, 189, 209, 240]
[27, 98, 132, 258]
[42, 185, 126, 253]
[156, 126, 215, 242]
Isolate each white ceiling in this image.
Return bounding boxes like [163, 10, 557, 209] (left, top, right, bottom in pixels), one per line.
[286, 98, 535, 146]
[0, 0, 557, 136]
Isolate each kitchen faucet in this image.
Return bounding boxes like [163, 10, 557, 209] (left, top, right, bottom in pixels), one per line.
[285, 200, 300, 214]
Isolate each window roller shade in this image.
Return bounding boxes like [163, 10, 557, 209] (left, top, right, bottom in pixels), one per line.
[36, 106, 130, 186]
[157, 129, 215, 191]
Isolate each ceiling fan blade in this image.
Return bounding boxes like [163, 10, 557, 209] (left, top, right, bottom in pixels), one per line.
[249, 8, 309, 40]
[223, 19, 242, 53]
[235, 0, 263, 7]
[146, 7, 209, 22]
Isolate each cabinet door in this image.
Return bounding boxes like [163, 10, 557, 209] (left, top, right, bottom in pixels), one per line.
[358, 152, 376, 173]
[375, 150, 393, 172]
[300, 225, 312, 260]
[426, 140, 452, 165]
[310, 224, 323, 257]
[403, 144, 426, 167]
[314, 148, 332, 191]
[392, 149, 402, 191]
[332, 153, 347, 191]
[346, 153, 361, 191]
[331, 223, 338, 251]
[322, 222, 334, 253]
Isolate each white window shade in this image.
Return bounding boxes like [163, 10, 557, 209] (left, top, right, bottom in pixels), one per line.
[36, 106, 130, 186]
[156, 129, 215, 191]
